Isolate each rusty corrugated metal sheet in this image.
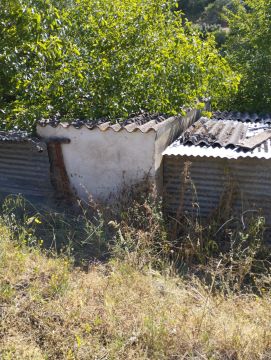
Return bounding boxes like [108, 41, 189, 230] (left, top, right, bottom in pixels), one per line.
[0, 130, 46, 149]
[0, 142, 55, 206]
[163, 156, 271, 228]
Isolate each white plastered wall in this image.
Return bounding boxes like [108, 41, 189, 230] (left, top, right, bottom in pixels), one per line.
[37, 109, 200, 203]
[37, 125, 156, 202]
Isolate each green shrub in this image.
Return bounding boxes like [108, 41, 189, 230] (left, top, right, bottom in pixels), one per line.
[225, 0, 271, 112]
[0, 0, 239, 131]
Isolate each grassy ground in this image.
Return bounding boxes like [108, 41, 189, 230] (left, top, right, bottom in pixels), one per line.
[1, 220, 271, 360]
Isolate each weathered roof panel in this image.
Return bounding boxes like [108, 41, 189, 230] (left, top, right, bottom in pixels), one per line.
[212, 111, 271, 123]
[238, 130, 271, 150]
[0, 131, 47, 151]
[38, 113, 180, 133]
[164, 112, 271, 159]
[163, 141, 271, 159]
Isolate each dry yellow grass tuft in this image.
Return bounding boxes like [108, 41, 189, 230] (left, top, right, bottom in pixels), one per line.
[1, 224, 271, 359]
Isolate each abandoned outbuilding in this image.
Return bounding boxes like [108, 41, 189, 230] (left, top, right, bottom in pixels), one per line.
[37, 109, 200, 202]
[2, 109, 271, 236]
[163, 111, 271, 229]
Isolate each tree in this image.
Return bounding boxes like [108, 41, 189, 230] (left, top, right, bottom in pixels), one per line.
[225, 0, 271, 112]
[199, 0, 232, 26]
[178, 0, 215, 22]
[0, 0, 72, 130]
[0, 0, 239, 132]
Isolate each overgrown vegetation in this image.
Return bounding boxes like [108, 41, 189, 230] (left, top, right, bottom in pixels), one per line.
[0, 0, 239, 132]
[225, 0, 271, 112]
[1, 1, 271, 357]
[1, 191, 271, 358]
[181, 0, 271, 112]
[1, 0, 270, 131]
[178, 0, 215, 22]
[179, 0, 232, 26]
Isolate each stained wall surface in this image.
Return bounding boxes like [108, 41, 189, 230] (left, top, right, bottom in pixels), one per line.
[37, 125, 157, 202]
[37, 110, 200, 203]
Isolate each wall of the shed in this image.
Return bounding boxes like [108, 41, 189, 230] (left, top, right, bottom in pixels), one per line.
[154, 109, 201, 193]
[163, 156, 271, 227]
[37, 110, 200, 202]
[0, 142, 54, 206]
[37, 125, 157, 202]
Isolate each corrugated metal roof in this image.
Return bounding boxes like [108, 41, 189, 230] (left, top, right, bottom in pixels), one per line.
[163, 113, 271, 159]
[0, 130, 46, 151]
[212, 111, 271, 123]
[38, 113, 180, 133]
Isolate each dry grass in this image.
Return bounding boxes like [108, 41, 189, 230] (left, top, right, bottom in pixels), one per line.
[1, 224, 271, 360]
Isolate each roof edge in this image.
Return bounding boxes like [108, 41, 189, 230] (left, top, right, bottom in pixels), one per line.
[37, 116, 182, 134]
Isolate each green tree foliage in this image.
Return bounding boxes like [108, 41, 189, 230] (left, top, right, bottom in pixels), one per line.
[178, 0, 215, 22]
[200, 0, 232, 26]
[0, 0, 72, 130]
[0, 0, 239, 131]
[225, 0, 271, 112]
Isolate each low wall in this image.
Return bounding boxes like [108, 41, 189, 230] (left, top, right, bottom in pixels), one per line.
[37, 126, 156, 202]
[37, 110, 201, 203]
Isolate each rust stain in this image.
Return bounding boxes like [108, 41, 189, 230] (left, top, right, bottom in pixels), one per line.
[47, 143, 75, 204]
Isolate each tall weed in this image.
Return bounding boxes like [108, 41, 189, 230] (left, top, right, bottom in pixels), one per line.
[1, 185, 271, 295]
